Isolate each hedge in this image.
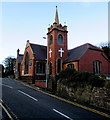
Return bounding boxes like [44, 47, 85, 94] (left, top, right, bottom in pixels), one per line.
[57, 68, 105, 87]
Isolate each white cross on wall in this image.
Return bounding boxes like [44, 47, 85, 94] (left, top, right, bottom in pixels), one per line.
[49, 49, 52, 58]
[58, 48, 64, 57]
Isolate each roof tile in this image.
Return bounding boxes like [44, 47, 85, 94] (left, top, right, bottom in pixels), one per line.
[64, 43, 103, 63]
[30, 43, 47, 60]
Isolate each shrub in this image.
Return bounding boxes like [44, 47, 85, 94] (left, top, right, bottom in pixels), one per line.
[58, 68, 76, 79]
[57, 68, 105, 88]
[74, 71, 92, 82]
[88, 75, 105, 87]
[58, 68, 76, 84]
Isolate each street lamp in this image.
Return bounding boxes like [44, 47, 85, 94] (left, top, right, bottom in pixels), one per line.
[43, 37, 49, 88]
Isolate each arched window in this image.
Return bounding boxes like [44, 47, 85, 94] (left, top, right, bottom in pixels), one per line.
[67, 64, 74, 69]
[49, 35, 53, 45]
[49, 62, 52, 75]
[57, 58, 62, 73]
[93, 60, 101, 74]
[24, 52, 29, 74]
[58, 34, 63, 44]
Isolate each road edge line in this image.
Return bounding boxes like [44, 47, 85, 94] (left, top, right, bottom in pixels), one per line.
[1, 99, 19, 120]
[0, 103, 13, 120]
[15, 79, 110, 119]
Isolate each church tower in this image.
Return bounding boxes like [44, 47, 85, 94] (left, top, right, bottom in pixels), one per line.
[47, 6, 68, 77]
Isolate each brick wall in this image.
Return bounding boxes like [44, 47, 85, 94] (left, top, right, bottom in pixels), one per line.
[35, 81, 46, 88]
[79, 49, 110, 74]
[47, 24, 68, 75]
[20, 42, 35, 83]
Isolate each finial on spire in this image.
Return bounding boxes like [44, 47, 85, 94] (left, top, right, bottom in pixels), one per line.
[55, 6, 59, 25]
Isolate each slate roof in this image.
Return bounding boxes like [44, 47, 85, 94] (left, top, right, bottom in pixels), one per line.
[18, 54, 23, 63]
[30, 43, 47, 61]
[27, 42, 103, 63]
[64, 43, 103, 63]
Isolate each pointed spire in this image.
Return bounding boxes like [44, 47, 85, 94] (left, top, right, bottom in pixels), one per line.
[55, 6, 59, 25]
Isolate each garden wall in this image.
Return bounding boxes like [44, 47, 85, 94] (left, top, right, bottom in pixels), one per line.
[57, 80, 110, 111]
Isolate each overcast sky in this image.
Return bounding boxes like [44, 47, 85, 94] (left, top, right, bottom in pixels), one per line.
[0, 1, 108, 64]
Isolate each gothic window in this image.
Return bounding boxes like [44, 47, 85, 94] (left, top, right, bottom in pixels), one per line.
[93, 60, 101, 74]
[49, 35, 53, 45]
[58, 34, 63, 44]
[49, 62, 52, 75]
[24, 52, 29, 74]
[67, 64, 74, 69]
[36, 62, 46, 74]
[57, 58, 62, 73]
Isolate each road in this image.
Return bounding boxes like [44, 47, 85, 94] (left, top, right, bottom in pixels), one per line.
[0, 78, 110, 120]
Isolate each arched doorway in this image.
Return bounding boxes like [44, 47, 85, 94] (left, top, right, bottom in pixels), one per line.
[57, 58, 62, 74]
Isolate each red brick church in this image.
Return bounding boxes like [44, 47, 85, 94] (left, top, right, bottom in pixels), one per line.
[15, 7, 110, 89]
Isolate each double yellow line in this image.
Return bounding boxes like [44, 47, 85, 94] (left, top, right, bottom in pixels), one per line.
[0, 100, 13, 120]
[16, 80, 110, 119]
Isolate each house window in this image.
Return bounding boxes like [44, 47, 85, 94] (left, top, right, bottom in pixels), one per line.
[49, 62, 52, 75]
[57, 59, 62, 73]
[67, 64, 74, 69]
[93, 61, 101, 74]
[36, 62, 46, 74]
[49, 35, 53, 45]
[58, 34, 63, 44]
[24, 52, 29, 74]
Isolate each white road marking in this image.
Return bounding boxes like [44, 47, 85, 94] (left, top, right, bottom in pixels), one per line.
[0, 99, 3, 102]
[18, 90, 38, 102]
[0, 83, 13, 89]
[53, 109, 73, 120]
[0, 103, 13, 120]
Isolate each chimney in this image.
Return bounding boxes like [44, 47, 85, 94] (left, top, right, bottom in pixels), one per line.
[17, 49, 20, 56]
[27, 40, 29, 43]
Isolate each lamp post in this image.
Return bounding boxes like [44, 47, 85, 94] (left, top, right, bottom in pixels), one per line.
[43, 37, 49, 88]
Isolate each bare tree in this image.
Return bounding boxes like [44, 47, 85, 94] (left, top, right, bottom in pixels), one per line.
[98, 42, 110, 60]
